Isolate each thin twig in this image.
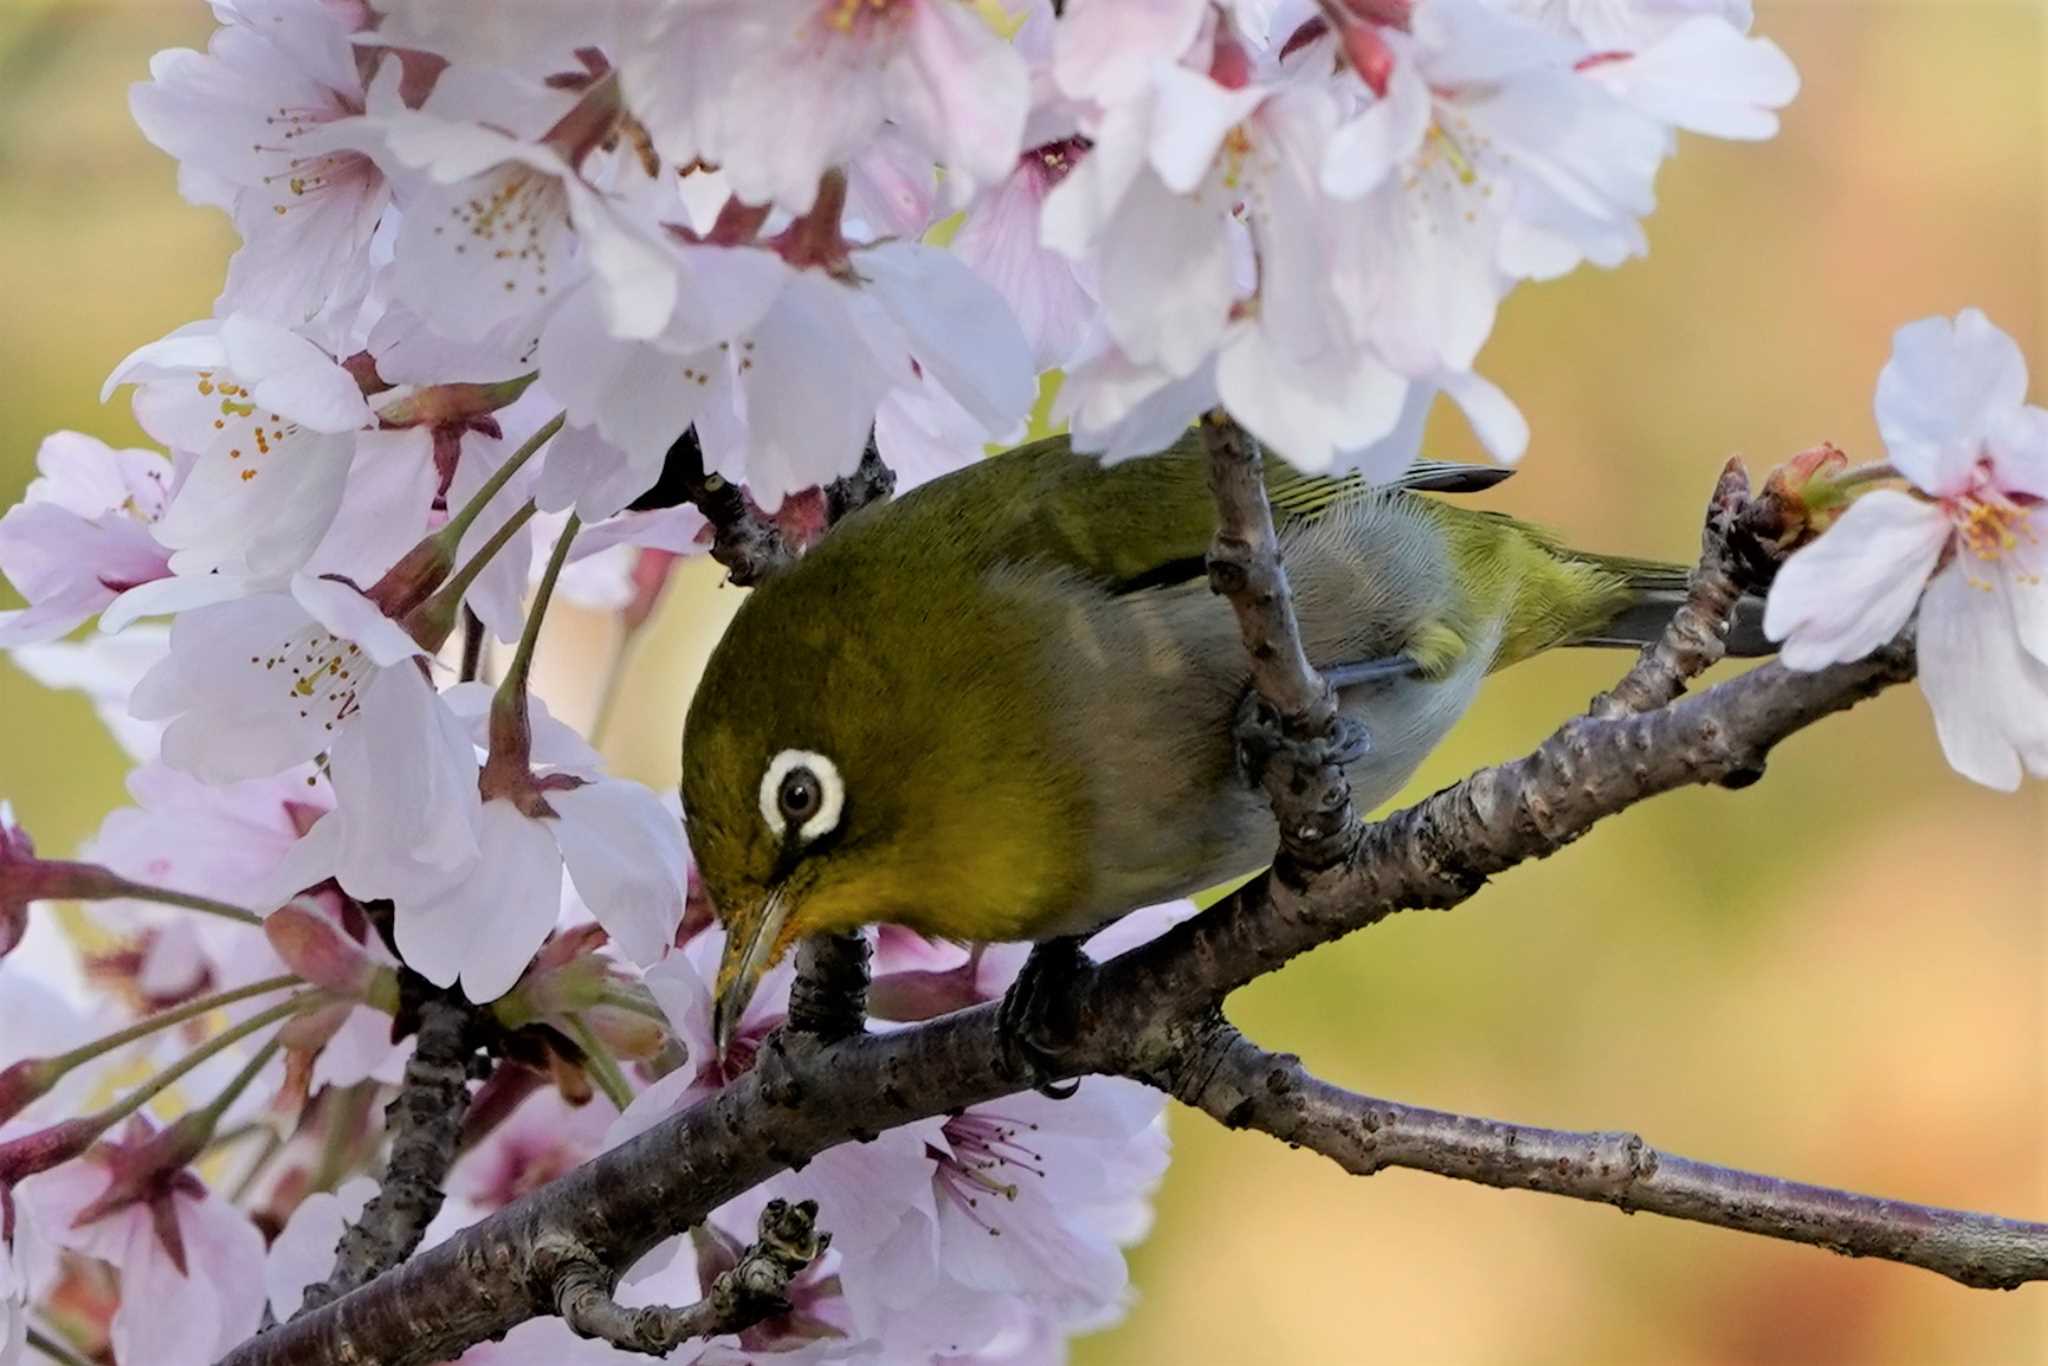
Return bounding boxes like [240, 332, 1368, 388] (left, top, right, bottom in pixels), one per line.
[293, 994, 476, 1316]
[549, 1198, 828, 1357]
[1197, 411, 1362, 872]
[1178, 1026, 2048, 1290]
[1591, 456, 1757, 718]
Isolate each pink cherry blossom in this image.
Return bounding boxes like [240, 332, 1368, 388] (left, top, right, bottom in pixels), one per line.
[102, 316, 372, 584]
[22, 1118, 267, 1366]
[129, 0, 391, 334]
[127, 576, 422, 783]
[0, 433, 172, 647]
[951, 143, 1099, 371]
[622, 0, 1030, 216]
[1765, 310, 2048, 789]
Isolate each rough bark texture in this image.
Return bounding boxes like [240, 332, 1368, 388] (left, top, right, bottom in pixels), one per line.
[785, 932, 872, 1043]
[1591, 456, 1757, 718]
[635, 430, 897, 587]
[1182, 1029, 2048, 1290]
[293, 996, 477, 1316]
[1198, 412, 1363, 871]
[549, 1199, 827, 1357]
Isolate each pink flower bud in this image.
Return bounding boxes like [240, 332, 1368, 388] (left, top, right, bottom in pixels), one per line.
[0, 1055, 59, 1128]
[264, 901, 376, 997]
[0, 1116, 105, 1186]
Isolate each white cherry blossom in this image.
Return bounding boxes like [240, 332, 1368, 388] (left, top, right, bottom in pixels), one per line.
[1766, 310, 2048, 789]
[0, 433, 172, 646]
[130, 0, 390, 334]
[622, 0, 1030, 215]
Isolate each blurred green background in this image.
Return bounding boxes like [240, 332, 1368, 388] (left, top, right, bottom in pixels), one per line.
[2, 2, 2044, 1362]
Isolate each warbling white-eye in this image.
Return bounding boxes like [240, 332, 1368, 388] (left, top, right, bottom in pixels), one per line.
[682, 432, 1768, 1050]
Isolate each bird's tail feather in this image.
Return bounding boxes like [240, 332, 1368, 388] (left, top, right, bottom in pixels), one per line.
[1574, 579, 1776, 658]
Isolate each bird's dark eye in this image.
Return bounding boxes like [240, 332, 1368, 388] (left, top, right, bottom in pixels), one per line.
[777, 766, 822, 824]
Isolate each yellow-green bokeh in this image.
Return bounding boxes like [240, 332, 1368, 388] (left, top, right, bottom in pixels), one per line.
[2, 4, 2043, 1362]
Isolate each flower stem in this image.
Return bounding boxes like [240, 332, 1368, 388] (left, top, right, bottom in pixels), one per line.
[27, 1327, 94, 1366]
[568, 1014, 635, 1109]
[440, 412, 564, 549]
[587, 626, 636, 748]
[228, 1126, 287, 1203]
[1835, 460, 1900, 491]
[95, 992, 322, 1130]
[47, 973, 298, 1077]
[405, 499, 540, 658]
[596, 984, 671, 1024]
[499, 512, 582, 702]
[188, 1033, 284, 1130]
[111, 879, 263, 926]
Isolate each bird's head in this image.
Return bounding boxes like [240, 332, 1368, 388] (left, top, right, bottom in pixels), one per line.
[680, 552, 1090, 1058]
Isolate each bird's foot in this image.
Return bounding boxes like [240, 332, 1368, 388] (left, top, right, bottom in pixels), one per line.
[1232, 688, 1370, 790]
[997, 935, 1092, 1100]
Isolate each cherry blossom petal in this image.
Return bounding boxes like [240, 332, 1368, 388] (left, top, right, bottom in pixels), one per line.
[1877, 309, 2032, 495]
[1587, 16, 1799, 140]
[394, 801, 556, 1000]
[1763, 489, 1949, 670]
[1919, 563, 2048, 790]
[265, 1177, 376, 1320]
[549, 780, 687, 969]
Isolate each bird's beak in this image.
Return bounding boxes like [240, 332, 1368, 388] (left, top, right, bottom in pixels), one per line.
[713, 887, 791, 1062]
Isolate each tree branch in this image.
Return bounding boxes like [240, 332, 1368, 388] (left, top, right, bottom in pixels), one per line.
[786, 932, 871, 1043]
[635, 429, 897, 587]
[293, 994, 477, 1316]
[1590, 456, 1756, 718]
[1178, 1027, 2048, 1290]
[1198, 411, 1363, 871]
[547, 1199, 828, 1357]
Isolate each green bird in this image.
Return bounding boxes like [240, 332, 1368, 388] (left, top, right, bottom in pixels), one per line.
[681, 432, 1767, 1048]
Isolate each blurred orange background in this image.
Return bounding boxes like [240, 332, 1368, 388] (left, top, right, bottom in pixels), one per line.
[1, 2, 2043, 1362]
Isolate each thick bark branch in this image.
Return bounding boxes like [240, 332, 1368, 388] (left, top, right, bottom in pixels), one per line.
[292, 996, 476, 1316]
[548, 1198, 828, 1357]
[1181, 1029, 2048, 1290]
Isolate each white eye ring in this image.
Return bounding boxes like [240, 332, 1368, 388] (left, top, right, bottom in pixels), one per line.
[759, 749, 844, 846]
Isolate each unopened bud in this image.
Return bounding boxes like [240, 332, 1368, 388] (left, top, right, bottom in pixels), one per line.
[265, 901, 377, 997]
[0, 1115, 106, 1185]
[0, 1056, 59, 1128]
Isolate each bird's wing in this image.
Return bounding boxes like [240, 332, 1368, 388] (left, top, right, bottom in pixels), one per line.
[941, 433, 1514, 596]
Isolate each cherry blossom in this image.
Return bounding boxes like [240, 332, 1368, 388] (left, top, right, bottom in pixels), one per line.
[130, 0, 390, 335]
[622, 0, 1031, 216]
[2, 1182, 47, 1366]
[126, 576, 423, 784]
[0, 433, 172, 647]
[21, 1117, 267, 1366]
[1765, 310, 2048, 789]
[101, 315, 373, 587]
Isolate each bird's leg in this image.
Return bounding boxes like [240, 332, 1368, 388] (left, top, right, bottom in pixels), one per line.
[1231, 686, 1371, 790]
[997, 934, 1093, 1099]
